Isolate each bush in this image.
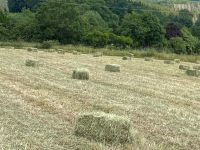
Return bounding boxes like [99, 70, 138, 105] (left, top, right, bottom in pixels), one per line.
[40, 41, 52, 49]
[83, 31, 109, 48]
[170, 37, 187, 54]
[74, 112, 133, 144]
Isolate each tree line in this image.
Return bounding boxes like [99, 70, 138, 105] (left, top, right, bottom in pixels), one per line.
[1, 0, 200, 54]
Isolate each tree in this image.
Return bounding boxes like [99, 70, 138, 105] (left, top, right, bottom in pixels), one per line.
[0, 10, 9, 40]
[36, 0, 87, 43]
[174, 9, 193, 28]
[192, 15, 200, 39]
[119, 12, 164, 47]
[9, 9, 38, 41]
[8, 0, 42, 12]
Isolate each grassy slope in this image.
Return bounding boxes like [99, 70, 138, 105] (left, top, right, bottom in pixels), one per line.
[0, 47, 200, 149]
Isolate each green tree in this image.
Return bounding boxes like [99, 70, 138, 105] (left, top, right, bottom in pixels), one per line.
[8, 0, 42, 12]
[119, 12, 164, 47]
[0, 10, 9, 40]
[36, 0, 87, 43]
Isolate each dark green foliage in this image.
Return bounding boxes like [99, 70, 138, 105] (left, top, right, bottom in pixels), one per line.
[175, 9, 193, 28]
[8, 0, 42, 12]
[36, 0, 86, 44]
[166, 22, 181, 38]
[1, 0, 199, 55]
[170, 37, 187, 54]
[83, 30, 132, 48]
[119, 12, 165, 48]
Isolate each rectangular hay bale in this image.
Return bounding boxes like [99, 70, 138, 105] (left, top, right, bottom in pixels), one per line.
[193, 65, 200, 70]
[74, 112, 133, 144]
[179, 65, 190, 70]
[105, 64, 120, 72]
[186, 69, 200, 77]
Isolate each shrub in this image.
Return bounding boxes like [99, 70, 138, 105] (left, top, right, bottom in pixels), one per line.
[179, 65, 190, 70]
[13, 42, 23, 49]
[186, 69, 200, 77]
[83, 30, 109, 48]
[25, 59, 39, 67]
[170, 37, 187, 54]
[72, 68, 89, 80]
[74, 112, 133, 144]
[105, 64, 120, 72]
[38, 40, 58, 49]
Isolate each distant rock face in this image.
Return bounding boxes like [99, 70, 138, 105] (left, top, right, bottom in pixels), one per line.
[173, 3, 200, 23]
[174, 3, 200, 12]
[0, 0, 8, 11]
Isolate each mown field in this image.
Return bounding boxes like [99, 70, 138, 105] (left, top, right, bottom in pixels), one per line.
[0, 47, 200, 150]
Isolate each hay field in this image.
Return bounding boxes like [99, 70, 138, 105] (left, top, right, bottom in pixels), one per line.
[0, 47, 200, 150]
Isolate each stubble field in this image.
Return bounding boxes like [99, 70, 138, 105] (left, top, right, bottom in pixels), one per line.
[0, 47, 200, 150]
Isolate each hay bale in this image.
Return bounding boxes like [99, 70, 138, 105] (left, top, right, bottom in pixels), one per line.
[164, 60, 175, 64]
[193, 65, 200, 70]
[174, 59, 181, 63]
[105, 64, 120, 72]
[27, 48, 38, 52]
[122, 56, 132, 60]
[144, 57, 153, 62]
[25, 59, 39, 67]
[74, 112, 133, 144]
[179, 65, 190, 70]
[186, 69, 200, 77]
[93, 52, 103, 57]
[122, 56, 128, 60]
[57, 49, 65, 54]
[72, 68, 89, 80]
[72, 51, 79, 55]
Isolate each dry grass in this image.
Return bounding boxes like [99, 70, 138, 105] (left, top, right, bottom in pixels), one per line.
[0, 47, 200, 150]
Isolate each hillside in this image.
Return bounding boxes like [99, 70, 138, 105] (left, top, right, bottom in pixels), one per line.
[0, 47, 199, 149]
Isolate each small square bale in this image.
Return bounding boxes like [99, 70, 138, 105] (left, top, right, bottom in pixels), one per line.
[25, 59, 39, 67]
[105, 64, 120, 72]
[193, 65, 200, 70]
[74, 112, 133, 144]
[57, 49, 65, 54]
[72, 68, 89, 80]
[144, 57, 153, 62]
[186, 69, 200, 77]
[27, 48, 38, 52]
[179, 65, 190, 70]
[164, 60, 175, 64]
